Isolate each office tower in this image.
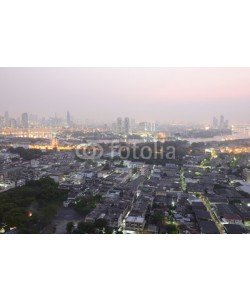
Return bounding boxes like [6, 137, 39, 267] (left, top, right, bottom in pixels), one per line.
[155, 122, 160, 131]
[67, 111, 71, 127]
[224, 120, 229, 129]
[29, 114, 38, 125]
[0, 116, 4, 128]
[218, 115, 229, 130]
[150, 122, 156, 132]
[220, 115, 224, 129]
[4, 111, 9, 127]
[21, 112, 29, 129]
[111, 122, 116, 132]
[124, 117, 130, 135]
[10, 118, 17, 128]
[137, 121, 157, 132]
[212, 117, 218, 129]
[139, 122, 148, 132]
[116, 117, 123, 134]
[130, 118, 136, 132]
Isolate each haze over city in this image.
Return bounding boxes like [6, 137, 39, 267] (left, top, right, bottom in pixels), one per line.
[0, 67, 250, 124]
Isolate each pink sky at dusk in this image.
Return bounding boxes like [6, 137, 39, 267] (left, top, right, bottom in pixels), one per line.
[0, 68, 249, 123]
[152, 68, 250, 101]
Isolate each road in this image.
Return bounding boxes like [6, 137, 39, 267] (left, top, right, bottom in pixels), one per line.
[198, 194, 224, 234]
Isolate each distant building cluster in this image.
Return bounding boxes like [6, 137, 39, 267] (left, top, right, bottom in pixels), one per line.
[0, 111, 75, 130]
[212, 115, 229, 130]
[114, 117, 129, 135]
[113, 117, 157, 135]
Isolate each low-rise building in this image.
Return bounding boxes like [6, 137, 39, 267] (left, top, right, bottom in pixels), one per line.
[125, 216, 146, 232]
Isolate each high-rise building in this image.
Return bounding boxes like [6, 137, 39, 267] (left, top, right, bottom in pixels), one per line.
[21, 112, 29, 129]
[130, 118, 136, 132]
[124, 117, 130, 135]
[212, 117, 218, 129]
[139, 122, 149, 132]
[0, 116, 4, 128]
[224, 120, 229, 129]
[29, 114, 38, 125]
[4, 111, 9, 127]
[116, 117, 122, 134]
[150, 122, 156, 132]
[138, 122, 156, 132]
[218, 115, 229, 130]
[220, 115, 224, 129]
[10, 118, 17, 128]
[111, 122, 116, 132]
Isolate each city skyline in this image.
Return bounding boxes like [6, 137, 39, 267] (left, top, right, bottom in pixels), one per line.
[0, 68, 250, 123]
[0, 109, 233, 136]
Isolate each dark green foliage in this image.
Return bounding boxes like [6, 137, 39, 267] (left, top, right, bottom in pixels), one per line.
[151, 211, 165, 226]
[66, 222, 74, 234]
[8, 147, 44, 161]
[0, 177, 67, 233]
[73, 195, 102, 216]
[165, 223, 179, 234]
[75, 221, 96, 234]
[73, 218, 113, 234]
[94, 218, 113, 234]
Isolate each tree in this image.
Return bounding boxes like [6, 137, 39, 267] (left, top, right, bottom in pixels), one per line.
[94, 218, 108, 229]
[8, 147, 43, 161]
[66, 222, 74, 234]
[76, 221, 96, 234]
[151, 212, 165, 226]
[0, 177, 68, 233]
[73, 195, 101, 216]
[166, 223, 179, 234]
[94, 218, 112, 234]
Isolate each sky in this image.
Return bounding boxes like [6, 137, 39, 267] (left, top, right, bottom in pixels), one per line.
[0, 67, 249, 124]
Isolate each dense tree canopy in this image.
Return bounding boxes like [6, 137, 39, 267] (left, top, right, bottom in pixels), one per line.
[8, 147, 44, 161]
[0, 177, 67, 233]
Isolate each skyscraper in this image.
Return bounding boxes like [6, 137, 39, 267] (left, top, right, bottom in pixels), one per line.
[150, 122, 156, 132]
[213, 117, 218, 129]
[4, 111, 9, 127]
[224, 120, 229, 129]
[21, 113, 29, 129]
[116, 117, 122, 134]
[220, 115, 224, 129]
[124, 117, 130, 135]
[0, 116, 4, 128]
[10, 118, 17, 128]
[130, 118, 136, 132]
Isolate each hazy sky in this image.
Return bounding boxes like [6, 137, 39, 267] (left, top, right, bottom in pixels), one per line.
[0, 68, 249, 123]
